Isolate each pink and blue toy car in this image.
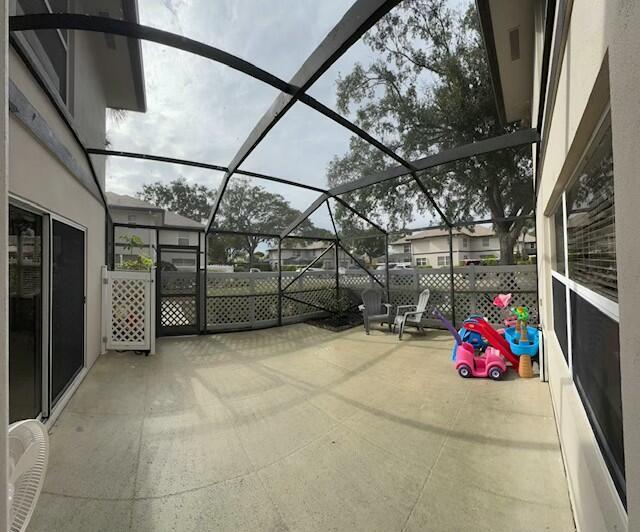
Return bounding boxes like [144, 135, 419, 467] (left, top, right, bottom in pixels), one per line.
[433, 308, 508, 380]
[454, 343, 506, 380]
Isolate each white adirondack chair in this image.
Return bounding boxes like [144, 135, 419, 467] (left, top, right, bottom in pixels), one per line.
[394, 288, 431, 340]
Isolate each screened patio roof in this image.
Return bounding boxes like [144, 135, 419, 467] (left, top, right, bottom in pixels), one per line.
[9, 0, 547, 244]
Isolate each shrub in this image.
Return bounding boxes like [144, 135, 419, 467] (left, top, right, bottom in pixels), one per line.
[480, 256, 498, 266]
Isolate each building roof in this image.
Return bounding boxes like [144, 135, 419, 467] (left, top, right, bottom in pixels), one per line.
[107, 192, 203, 228]
[391, 226, 495, 245]
[163, 211, 204, 229]
[106, 192, 163, 211]
[75, 1, 146, 112]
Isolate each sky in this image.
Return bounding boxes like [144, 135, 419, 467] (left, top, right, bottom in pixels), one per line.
[104, 0, 472, 232]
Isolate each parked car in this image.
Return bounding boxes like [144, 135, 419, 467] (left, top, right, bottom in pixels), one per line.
[376, 262, 413, 270]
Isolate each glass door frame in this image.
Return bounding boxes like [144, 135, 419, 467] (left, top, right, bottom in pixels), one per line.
[9, 196, 50, 420]
[8, 195, 88, 422]
[48, 212, 87, 412]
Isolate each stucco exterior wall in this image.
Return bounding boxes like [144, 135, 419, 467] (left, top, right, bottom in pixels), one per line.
[9, 117, 105, 369]
[70, 31, 108, 187]
[608, 1, 640, 529]
[393, 234, 502, 266]
[8, 44, 109, 373]
[535, 1, 632, 530]
[1, 5, 10, 528]
[468, 235, 500, 255]
[158, 229, 200, 247]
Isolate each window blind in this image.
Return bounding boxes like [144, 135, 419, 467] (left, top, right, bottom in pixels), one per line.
[566, 126, 617, 301]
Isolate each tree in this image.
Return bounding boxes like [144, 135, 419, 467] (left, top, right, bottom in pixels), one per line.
[343, 230, 386, 265]
[328, 0, 533, 264]
[140, 178, 213, 222]
[118, 234, 153, 271]
[214, 180, 332, 265]
[138, 178, 331, 266]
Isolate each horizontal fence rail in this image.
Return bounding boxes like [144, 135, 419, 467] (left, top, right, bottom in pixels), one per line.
[203, 265, 538, 332]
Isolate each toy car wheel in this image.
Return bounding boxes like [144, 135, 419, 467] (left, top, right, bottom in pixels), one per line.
[489, 366, 503, 380]
[458, 364, 472, 378]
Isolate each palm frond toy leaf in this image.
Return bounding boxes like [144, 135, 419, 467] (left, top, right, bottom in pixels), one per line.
[512, 306, 530, 343]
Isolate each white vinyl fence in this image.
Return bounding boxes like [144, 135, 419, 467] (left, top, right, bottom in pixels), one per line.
[101, 266, 155, 353]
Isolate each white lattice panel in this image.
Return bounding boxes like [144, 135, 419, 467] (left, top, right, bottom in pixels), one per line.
[161, 296, 197, 327]
[207, 296, 252, 328]
[202, 266, 537, 331]
[104, 269, 153, 351]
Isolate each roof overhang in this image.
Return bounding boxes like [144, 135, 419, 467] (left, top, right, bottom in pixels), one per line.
[476, 0, 536, 125]
[84, 0, 146, 112]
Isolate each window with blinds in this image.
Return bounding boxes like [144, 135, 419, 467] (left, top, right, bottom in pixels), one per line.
[566, 125, 616, 301]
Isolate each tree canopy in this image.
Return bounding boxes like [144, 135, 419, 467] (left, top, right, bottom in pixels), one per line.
[139, 178, 332, 266]
[140, 178, 211, 223]
[328, 0, 534, 263]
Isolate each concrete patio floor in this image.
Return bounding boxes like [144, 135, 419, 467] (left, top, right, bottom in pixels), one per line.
[28, 324, 575, 532]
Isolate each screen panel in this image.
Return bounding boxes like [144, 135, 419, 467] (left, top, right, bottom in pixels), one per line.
[14, 0, 356, 80]
[570, 289, 625, 507]
[238, 101, 396, 189]
[307, 0, 533, 186]
[51, 219, 85, 404]
[552, 277, 568, 362]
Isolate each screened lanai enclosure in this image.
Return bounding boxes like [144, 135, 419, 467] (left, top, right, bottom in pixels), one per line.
[10, 0, 543, 338]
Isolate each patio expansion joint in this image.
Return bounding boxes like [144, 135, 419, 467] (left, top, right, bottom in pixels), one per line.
[399, 385, 473, 532]
[128, 381, 150, 529]
[40, 469, 258, 503]
[205, 365, 295, 532]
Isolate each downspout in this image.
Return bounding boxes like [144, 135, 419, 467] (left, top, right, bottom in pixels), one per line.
[448, 226, 456, 326]
[385, 233, 391, 305]
[334, 240, 340, 310]
[277, 238, 282, 326]
[1, 2, 9, 527]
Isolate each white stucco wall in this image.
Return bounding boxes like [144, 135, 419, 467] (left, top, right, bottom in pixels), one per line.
[9, 118, 105, 369]
[608, 1, 640, 529]
[8, 47, 108, 373]
[535, 1, 632, 530]
[70, 31, 108, 187]
[158, 229, 200, 247]
[1, 4, 10, 528]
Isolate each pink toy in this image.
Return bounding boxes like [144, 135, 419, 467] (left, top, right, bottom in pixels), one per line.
[455, 344, 506, 380]
[493, 293, 512, 308]
[493, 293, 517, 327]
[463, 317, 520, 370]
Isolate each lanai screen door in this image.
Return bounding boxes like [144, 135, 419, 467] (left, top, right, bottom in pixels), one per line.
[157, 245, 200, 336]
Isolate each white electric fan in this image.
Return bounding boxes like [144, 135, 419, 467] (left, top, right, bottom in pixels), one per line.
[8, 419, 49, 532]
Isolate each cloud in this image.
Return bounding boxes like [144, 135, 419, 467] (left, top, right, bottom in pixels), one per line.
[105, 1, 393, 231]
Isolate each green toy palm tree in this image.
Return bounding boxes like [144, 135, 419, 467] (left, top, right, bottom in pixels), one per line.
[512, 306, 530, 343]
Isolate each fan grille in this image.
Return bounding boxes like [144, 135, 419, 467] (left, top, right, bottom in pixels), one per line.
[9, 421, 49, 532]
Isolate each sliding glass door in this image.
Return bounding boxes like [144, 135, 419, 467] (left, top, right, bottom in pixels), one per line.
[51, 219, 85, 405]
[8, 205, 43, 423]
